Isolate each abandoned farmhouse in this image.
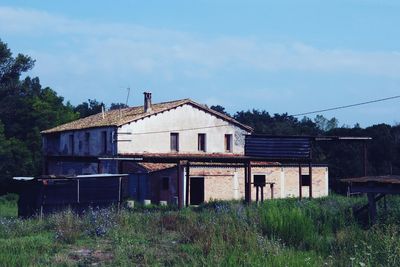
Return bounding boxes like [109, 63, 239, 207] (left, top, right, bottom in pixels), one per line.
[41, 93, 329, 206]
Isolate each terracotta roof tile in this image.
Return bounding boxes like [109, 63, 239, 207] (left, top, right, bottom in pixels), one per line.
[42, 99, 252, 134]
[137, 163, 176, 172]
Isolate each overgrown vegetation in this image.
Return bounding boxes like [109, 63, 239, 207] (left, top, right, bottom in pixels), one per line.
[1, 194, 400, 266]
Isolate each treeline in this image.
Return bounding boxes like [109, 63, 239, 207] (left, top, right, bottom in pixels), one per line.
[1, 40, 399, 194]
[211, 107, 400, 192]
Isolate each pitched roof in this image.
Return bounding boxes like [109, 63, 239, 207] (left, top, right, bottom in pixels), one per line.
[42, 98, 253, 134]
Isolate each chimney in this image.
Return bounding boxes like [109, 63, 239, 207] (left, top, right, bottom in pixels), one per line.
[143, 92, 152, 112]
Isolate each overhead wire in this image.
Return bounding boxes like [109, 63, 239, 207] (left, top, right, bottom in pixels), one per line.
[290, 95, 400, 117]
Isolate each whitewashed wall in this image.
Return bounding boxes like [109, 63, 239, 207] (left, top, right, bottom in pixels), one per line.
[44, 127, 116, 156]
[118, 104, 250, 154]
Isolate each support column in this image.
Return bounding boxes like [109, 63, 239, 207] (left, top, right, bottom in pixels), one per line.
[244, 163, 249, 203]
[261, 186, 264, 202]
[185, 162, 190, 207]
[256, 186, 259, 202]
[363, 142, 368, 177]
[309, 162, 313, 198]
[247, 162, 252, 204]
[298, 164, 303, 200]
[270, 184, 274, 199]
[177, 161, 183, 209]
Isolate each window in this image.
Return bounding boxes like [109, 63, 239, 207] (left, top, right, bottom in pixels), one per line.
[101, 131, 107, 154]
[68, 134, 74, 155]
[162, 177, 169, 190]
[225, 134, 232, 152]
[170, 133, 179, 152]
[198, 133, 206, 152]
[84, 132, 90, 154]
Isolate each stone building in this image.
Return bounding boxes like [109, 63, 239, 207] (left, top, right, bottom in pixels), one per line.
[42, 93, 328, 205]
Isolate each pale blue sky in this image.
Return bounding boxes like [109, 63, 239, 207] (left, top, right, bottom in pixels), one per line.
[1, 0, 400, 126]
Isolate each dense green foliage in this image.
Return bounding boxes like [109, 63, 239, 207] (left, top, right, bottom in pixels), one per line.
[1, 194, 400, 266]
[231, 108, 400, 191]
[0, 40, 79, 192]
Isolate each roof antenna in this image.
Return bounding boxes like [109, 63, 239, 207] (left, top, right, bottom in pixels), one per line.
[119, 87, 130, 120]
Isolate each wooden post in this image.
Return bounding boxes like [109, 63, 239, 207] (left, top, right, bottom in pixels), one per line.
[256, 186, 259, 202]
[270, 183, 274, 199]
[118, 176, 122, 210]
[244, 163, 249, 203]
[247, 162, 252, 204]
[261, 186, 264, 202]
[77, 179, 80, 203]
[367, 192, 377, 224]
[298, 164, 303, 200]
[309, 162, 313, 198]
[363, 142, 368, 177]
[185, 162, 190, 207]
[177, 161, 183, 209]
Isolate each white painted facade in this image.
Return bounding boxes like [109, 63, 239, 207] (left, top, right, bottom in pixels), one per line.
[44, 127, 116, 156]
[117, 104, 249, 155]
[44, 104, 249, 158]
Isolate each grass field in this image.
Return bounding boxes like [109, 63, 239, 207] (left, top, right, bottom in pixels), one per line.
[1, 194, 400, 266]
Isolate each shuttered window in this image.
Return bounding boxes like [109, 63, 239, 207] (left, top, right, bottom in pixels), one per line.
[170, 133, 179, 152]
[198, 133, 206, 152]
[225, 134, 232, 152]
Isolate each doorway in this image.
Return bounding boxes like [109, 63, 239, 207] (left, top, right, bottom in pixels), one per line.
[190, 177, 204, 205]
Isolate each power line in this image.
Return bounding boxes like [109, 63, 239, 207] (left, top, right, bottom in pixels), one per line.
[291, 95, 400, 117]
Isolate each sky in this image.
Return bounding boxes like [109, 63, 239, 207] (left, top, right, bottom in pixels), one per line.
[0, 0, 400, 127]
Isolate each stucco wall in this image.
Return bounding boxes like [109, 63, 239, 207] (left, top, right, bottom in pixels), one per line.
[117, 104, 249, 154]
[43, 127, 116, 156]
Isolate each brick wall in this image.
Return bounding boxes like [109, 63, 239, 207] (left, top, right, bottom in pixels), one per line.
[127, 164, 329, 205]
[189, 165, 328, 202]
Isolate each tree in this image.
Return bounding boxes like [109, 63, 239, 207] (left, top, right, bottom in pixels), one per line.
[110, 103, 129, 110]
[0, 39, 78, 191]
[74, 99, 104, 118]
[210, 105, 230, 117]
[314, 115, 339, 132]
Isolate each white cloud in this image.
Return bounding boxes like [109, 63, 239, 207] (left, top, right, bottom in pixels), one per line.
[2, 5, 400, 81]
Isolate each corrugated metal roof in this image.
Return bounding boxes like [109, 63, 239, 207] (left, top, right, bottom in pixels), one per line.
[42, 99, 252, 134]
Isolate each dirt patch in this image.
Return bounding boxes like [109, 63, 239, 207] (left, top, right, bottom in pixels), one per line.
[68, 248, 114, 265]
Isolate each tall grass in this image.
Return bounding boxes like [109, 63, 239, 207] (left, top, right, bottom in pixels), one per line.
[0, 194, 400, 266]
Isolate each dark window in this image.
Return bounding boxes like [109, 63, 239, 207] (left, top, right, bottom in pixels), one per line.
[254, 175, 266, 187]
[162, 177, 169, 190]
[225, 134, 232, 152]
[198, 133, 206, 152]
[301, 175, 311, 186]
[69, 134, 74, 155]
[84, 132, 90, 154]
[170, 133, 179, 152]
[101, 131, 107, 154]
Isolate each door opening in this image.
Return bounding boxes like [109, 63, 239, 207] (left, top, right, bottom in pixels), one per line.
[190, 177, 204, 205]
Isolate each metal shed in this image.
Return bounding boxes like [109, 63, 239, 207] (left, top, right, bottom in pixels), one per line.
[13, 174, 128, 217]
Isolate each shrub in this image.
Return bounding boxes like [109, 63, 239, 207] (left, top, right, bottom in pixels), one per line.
[52, 209, 82, 243]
